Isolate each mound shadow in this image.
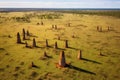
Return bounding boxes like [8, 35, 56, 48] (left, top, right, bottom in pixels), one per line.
[31, 64, 40, 69]
[45, 55, 52, 58]
[57, 48, 66, 50]
[35, 46, 44, 49]
[18, 42, 26, 44]
[46, 45, 53, 48]
[67, 64, 96, 75]
[81, 58, 101, 64]
[68, 46, 79, 50]
[32, 65, 40, 69]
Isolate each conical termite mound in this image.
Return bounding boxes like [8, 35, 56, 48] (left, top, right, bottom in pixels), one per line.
[97, 26, 99, 31]
[23, 28, 26, 40]
[65, 40, 68, 48]
[27, 30, 30, 36]
[99, 50, 105, 56]
[78, 50, 82, 60]
[33, 38, 36, 47]
[99, 27, 102, 32]
[54, 41, 58, 49]
[41, 21, 44, 25]
[46, 39, 49, 47]
[23, 28, 25, 35]
[67, 23, 71, 27]
[17, 32, 21, 43]
[31, 62, 35, 67]
[58, 51, 66, 67]
[108, 26, 111, 31]
[43, 51, 48, 57]
[52, 25, 54, 29]
[55, 25, 57, 30]
[58, 36, 60, 40]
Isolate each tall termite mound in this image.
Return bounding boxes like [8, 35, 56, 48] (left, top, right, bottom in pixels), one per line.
[27, 30, 30, 36]
[33, 38, 36, 47]
[65, 40, 68, 48]
[46, 39, 48, 47]
[23, 28, 26, 40]
[59, 51, 66, 67]
[54, 41, 58, 49]
[78, 50, 82, 60]
[17, 32, 21, 43]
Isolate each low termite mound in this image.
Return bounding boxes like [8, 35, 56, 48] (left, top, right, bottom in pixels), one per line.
[67, 23, 71, 27]
[52, 25, 57, 30]
[25, 41, 33, 48]
[8, 35, 12, 38]
[96, 26, 102, 32]
[29, 62, 39, 68]
[99, 50, 105, 56]
[107, 26, 113, 31]
[97, 26, 99, 31]
[43, 51, 48, 57]
[40, 51, 52, 60]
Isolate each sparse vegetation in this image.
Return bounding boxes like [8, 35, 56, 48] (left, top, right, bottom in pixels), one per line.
[0, 10, 120, 80]
[60, 10, 120, 18]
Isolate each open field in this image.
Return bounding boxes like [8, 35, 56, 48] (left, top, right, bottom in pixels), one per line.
[0, 10, 120, 80]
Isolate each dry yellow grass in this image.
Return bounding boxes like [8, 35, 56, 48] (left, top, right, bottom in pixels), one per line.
[0, 11, 120, 80]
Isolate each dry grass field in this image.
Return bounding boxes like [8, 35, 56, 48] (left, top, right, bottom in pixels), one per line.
[0, 10, 120, 80]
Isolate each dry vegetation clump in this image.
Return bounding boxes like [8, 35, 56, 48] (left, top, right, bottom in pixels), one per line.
[13, 72, 19, 78]
[29, 70, 39, 79]
[14, 66, 20, 71]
